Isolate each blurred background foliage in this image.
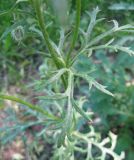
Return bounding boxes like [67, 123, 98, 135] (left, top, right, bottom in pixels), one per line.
[0, 0, 134, 159]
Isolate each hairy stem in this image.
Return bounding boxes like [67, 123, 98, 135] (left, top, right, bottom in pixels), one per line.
[32, 0, 67, 88]
[33, 0, 58, 63]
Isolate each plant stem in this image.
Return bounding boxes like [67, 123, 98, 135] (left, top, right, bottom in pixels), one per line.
[33, 0, 67, 88]
[66, 0, 81, 66]
[0, 94, 59, 120]
[33, 0, 57, 64]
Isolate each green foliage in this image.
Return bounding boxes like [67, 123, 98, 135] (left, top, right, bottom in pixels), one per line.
[86, 49, 134, 159]
[0, 0, 134, 159]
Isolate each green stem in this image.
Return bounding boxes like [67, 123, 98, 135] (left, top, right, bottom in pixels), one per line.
[66, 0, 81, 66]
[33, 0, 57, 63]
[33, 0, 67, 88]
[0, 94, 59, 120]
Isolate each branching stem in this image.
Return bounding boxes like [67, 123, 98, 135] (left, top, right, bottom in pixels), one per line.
[33, 0, 67, 88]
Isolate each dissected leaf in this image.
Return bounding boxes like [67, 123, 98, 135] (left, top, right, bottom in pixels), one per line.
[90, 79, 114, 96]
[72, 100, 91, 121]
[47, 68, 68, 84]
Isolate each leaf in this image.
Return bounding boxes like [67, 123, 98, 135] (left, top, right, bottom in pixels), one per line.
[50, 40, 62, 56]
[86, 7, 100, 41]
[109, 132, 117, 150]
[113, 46, 134, 56]
[47, 68, 68, 85]
[89, 44, 134, 56]
[57, 131, 66, 147]
[87, 22, 134, 47]
[89, 79, 114, 97]
[74, 72, 114, 96]
[29, 25, 43, 38]
[72, 100, 91, 121]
